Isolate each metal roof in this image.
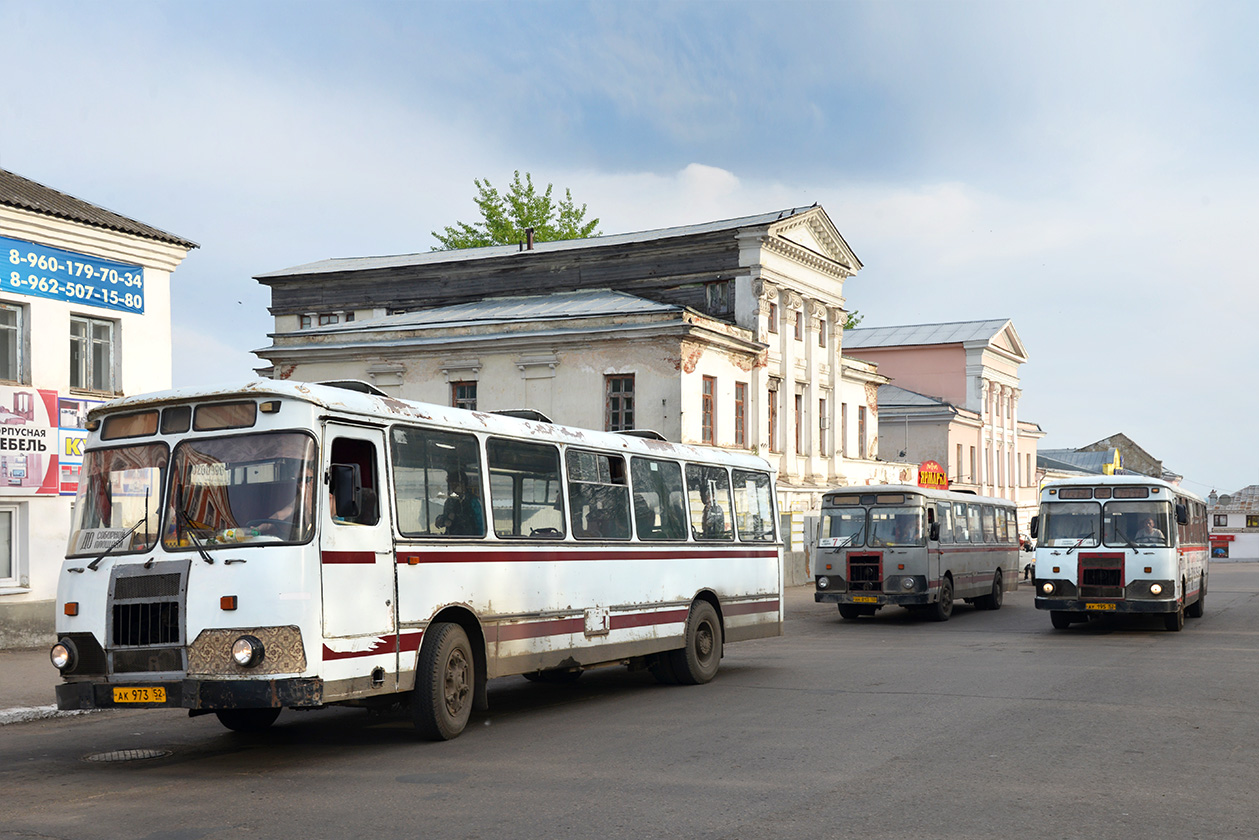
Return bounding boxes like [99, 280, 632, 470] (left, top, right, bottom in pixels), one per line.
[0, 168, 198, 250]
[876, 384, 949, 408]
[257, 207, 818, 278]
[843, 319, 1012, 349]
[1038, 448, 1121, 474]
[305, 289, 682, 334]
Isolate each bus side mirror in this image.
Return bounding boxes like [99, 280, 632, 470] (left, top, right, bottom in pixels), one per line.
[329, 463, 362, 519]
[928, 522, 940, 541]
[1176, 504, 1188, 526]
[1029, 515, 1039, 539]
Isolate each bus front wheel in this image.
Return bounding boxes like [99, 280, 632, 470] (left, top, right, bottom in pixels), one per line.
[1164, 602, 1185, 632]
[1187, 576, 1206, 619]
[215, 707, 281, 733]
[1050, 611, 1077, 629]
[668, 601, 723, 685]
[413, 622, 474, 740]
[929, 577, 954, 622]
[838, 604, 863, 620]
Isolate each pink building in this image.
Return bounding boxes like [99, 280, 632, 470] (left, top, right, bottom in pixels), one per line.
[843, 319, 1043, 530]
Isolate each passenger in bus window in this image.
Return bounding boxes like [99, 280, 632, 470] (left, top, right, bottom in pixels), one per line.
[700, 485, 725, 538]
[1134, 516, 1165, 545]
[436, 473, 483, 536]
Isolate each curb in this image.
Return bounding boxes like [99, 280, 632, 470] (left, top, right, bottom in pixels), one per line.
[0, 706, 99, 726]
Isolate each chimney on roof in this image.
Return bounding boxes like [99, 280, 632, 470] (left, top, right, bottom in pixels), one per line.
[526, 227, 535, 250]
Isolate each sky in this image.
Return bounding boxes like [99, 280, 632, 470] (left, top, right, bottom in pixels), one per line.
[1, 0, 1256, 496]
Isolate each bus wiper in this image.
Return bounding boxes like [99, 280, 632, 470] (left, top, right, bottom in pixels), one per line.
[1066, 533, 1094, 555]
[176, 508, 215, 565]
[1115, 529, 1139, 551]
[86, 519, 144, 571]
[832, 525, 865, 552]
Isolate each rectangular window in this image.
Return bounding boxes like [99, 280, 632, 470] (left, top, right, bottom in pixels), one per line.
[768, 302, 778, 334]
[451, 381, 477, 411]
[732, 469, 775, 541]
[567, 450, 630, 540]
[768, 380, 780, 453]
[956, 443, 963, 480]
[0, 303, 22, 382]
[970, 447, 977, 483]
[705, 281, 731, 315]
[817, 317, 826, 348]
[818, 397, 827, 456]
[701, 376, 715, 443]
[391, 426, 484, 537]
[793, 310, 803, 341]
[318, 313, 339, 326]
[841, 403, 848, 457]
[734, 382, 747, 447]
[1214, 514, 1227, 527]
[686, 463, 733, 540]
[606, 375, 634, 432]
[1026, 453, 1032, 486]
[0, 507, 15, 585]
[1247, 515, 1259, 529]
[299, 315, 312, 330]
[630, 457, 687, 541]
[488, 438, 564, 538]
[794, 393, 804, 454]
[857, 405, 867, 459]
[70, 315, 115, 393]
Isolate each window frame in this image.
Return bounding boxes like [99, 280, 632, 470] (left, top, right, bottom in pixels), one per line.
[69, 314, 117, 394]
[0, 504, 22, 590]
[734, 382, 747, 447]
[0, 300, 26, 384]
[605, 374, 635, 432]
[701, 376, 715, 444]
[451, 381, 477, 412]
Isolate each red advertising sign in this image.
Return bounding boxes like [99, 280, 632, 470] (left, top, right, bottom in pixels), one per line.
[1210, 534, 1235, 542]
[918, 460, 948, 490]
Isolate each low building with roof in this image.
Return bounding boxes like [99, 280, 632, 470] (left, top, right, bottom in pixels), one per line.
[254, 207, 918, 574]
[0, 168, 197, 646]
[1207, 487, 1259, 561]
[843, 319, 1043, 530]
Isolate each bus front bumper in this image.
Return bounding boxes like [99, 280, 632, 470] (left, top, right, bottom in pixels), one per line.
[815, 592, 932, 607]
[56, 677, 324, 712]
[1033, 597, 1179, 614]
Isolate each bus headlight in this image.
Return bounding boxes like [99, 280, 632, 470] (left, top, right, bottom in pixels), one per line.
[817, 576, 830, 590]
[50, 638, 78, 672]
[902, 577, 916, 591]
[231, 635, 265, 668]
[1041, 582, 1055, 595]
[1149, 583, 1163, 596]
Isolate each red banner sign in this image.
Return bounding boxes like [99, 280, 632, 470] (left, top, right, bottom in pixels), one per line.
[1210, 534, 1235, 542]
[918, 460, 949, 490]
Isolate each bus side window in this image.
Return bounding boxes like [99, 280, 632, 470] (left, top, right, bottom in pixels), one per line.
[488, 438, 564, 539]
[936, 503, 953, 543]
[732, 470, 775, 542]
[330, 437, 379, 525]
[390, 425, 484, 538]
[686, 464, 733, 541]
[630, 457, 686, 541]
[567, 450, 630, 540]
[953, 502, 969, 542]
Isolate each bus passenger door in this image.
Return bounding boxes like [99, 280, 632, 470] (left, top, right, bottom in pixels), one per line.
[931, 502, 951, 584]
[320, 424, 397, 646]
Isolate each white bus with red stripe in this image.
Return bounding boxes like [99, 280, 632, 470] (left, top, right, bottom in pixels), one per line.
[814, 485, 1020, 621]
[50, 380, 782, 739]
[1030, 475, 1208, 631]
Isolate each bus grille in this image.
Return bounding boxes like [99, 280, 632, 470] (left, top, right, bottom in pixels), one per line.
[112, 602, 181, 647]
[848, 555, 883, 592]
[1079, 553, 1124, 599]
[113, 647, 186, 673]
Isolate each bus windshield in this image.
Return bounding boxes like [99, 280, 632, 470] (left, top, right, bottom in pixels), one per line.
[162, 432, 318, 549]
[1105, 501, 1172, 548]
[1040, 502, 1100, 548]
[820, 506, 866, 547]
[67, 443, 168, 557]
[869, 506, 925, 547]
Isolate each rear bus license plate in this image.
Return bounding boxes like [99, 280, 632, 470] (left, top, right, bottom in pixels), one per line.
[113, 687, 166, 703]
[1085, 603, 1116, 611]
[852, 596, 879, 604]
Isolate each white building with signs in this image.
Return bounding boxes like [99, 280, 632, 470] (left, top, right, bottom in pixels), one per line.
[0, 169, 196, 647]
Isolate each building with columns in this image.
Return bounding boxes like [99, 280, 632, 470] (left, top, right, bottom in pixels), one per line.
[255, 207, 914, 543]
[843, 320, 1043, 530]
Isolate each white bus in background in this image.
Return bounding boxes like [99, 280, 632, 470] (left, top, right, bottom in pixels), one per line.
[50, 380, 783, 739]
[814, 485, 1021, 621]
[1031, 475, 1208, 631]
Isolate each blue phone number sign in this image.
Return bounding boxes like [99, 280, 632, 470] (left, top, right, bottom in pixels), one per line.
[2, 235, 145, 314]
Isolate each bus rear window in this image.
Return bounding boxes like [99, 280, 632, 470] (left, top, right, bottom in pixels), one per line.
[101, 411, 158, 440]
[194, 401, 257, 431]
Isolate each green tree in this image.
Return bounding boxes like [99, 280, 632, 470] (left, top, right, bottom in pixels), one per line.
[843, 310, 863, 330]
[431, 171, 600, 250]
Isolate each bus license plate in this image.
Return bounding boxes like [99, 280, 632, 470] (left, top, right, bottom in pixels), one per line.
[1085, 603, 1115, 611]
[113, 686, 166, 703]
[852, 596, 878, 604]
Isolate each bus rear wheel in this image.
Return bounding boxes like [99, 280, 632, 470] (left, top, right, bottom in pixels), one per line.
[975, 570, 1004, 610]
[668, 601, 723, 685]
[413, 622, 474, 740]
[215, 707, 281, 733]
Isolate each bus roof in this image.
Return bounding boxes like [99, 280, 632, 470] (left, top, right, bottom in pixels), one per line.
[1040, 474, 1203, 504]
[88, 379, 775, 473]
[821, 483, 1015, 507]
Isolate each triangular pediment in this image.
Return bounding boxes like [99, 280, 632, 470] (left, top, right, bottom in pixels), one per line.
[990, 321, 1028, 362]
[767, 206, 861, 274]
